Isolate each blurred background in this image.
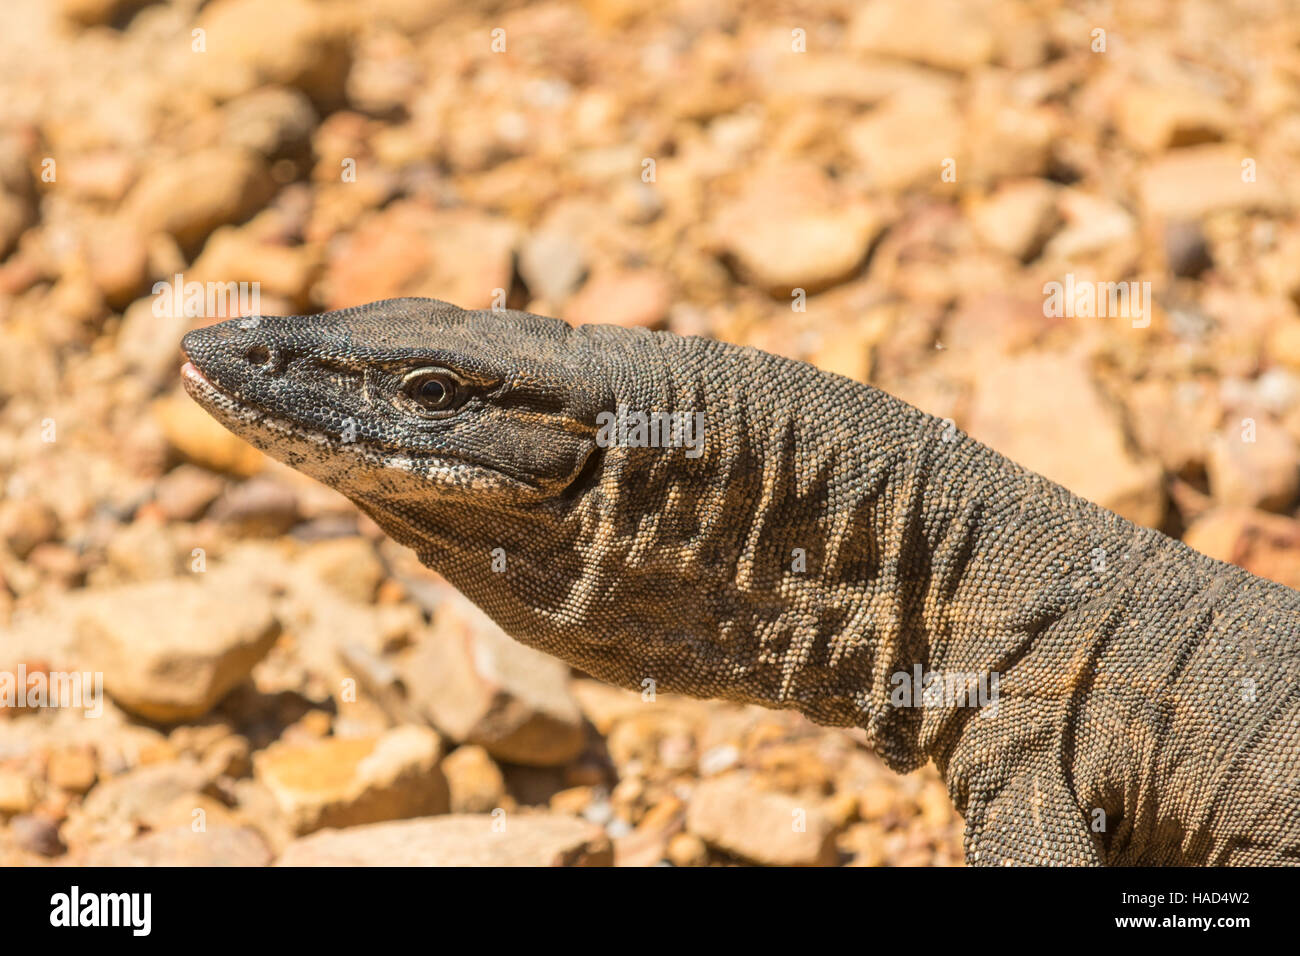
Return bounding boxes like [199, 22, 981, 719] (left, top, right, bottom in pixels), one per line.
[1, 0, 1299, 865]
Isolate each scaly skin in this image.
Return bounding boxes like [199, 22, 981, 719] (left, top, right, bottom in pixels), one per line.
[181, 297, 1300, 866]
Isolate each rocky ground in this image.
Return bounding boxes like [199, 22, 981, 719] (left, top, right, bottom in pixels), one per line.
[1, 0, 1298, 865]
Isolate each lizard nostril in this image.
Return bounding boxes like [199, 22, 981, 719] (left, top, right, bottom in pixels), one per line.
[244, 345, 272, 366]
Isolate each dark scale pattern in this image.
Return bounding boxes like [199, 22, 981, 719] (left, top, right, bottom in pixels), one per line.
[182, 297, 1300, 866]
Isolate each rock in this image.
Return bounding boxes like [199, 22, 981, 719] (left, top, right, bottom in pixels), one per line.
[686, 773, 839, 866]
[299, 536, 385, 604]
[62, 150, 136, 203]
[848, 0, 995, 72]
[0, 192, 32, 261]
[76, 575, 280, 722]
[612, 794, 683, 865]
[847, 92, 962, 193]
[396, 596, 586, 767]
[286, 579, 424, 672]
[568, 679, 648, 735]
[76, 826, 272, 866]
[967, 179, 1059, 261]
[124, 148, 275, 253]
[1207, 417, 1299, 512]
[441, 745, 507, 814]
[195, 0, 352, 108]
[0, 132, 35, 260]
[335, 640, 423, 725]
[548, 785, 596, 817]
[0, 498, 59, 559]
[841, 822, 887, 866]
[1183, 508, 1300, 590]
[0, 190, 33, 261]
[606, 712, 695, 775]
[47, 747, 97, 794]
[9, 814, 63, 857]
[207, 477, 301, 537]
[1139, 145, 1286, 221]
[127, 792, 246, 832]
[1123, 379, 1218, 478]
[104, 519, 182, 581]
[1042, 189, 1138, 262]
[666, 831, 709, 867]
[203, 736, 253, 779]
[612, 180, 663, 224]
[563, 268, 672, 329]
[1114, 86, 1233, 154]
[324, 202, 518, 311]
[222, 87, 319, 161]
[253, 726, 449, 835]
[153, 465, 226, 522]
[275, 813, 613, 866]
[84, 218, 148, 309]
[153, 391, 266, 476]
[858, 781, 901, 822]
[1270, 319, 1300, 371]
[190, 224, 322, 311]
[759, 53, 957, 106]
[62, 759, 213, 849]
[964, 351, 1166, 527]
[26, 543, 83, 588]
[367, 0, 457, 31]
[0, 770, 36, 816]
[500, 764, 567, 807]
[1258, 228, 1300, 310]
[519, 230, 587, 302]
[712, 162, 884, 295]
[698, 743, 741, 777]
[163, 725, 253, 782]
[58, 0, 155, 27]
[116, 296, 195, 390]
[918, 779, 955, 828]
[190, 233, 321, 313]
[963, 98, 1055, 187]
[1165, 221, 1213, 277]
[939, 292, 1047, 359]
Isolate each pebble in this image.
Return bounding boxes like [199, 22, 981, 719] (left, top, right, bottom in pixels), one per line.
[75, 574, 280, 722]
[124, 147, 276, 253]
[686, 772, 839, 866]
[396, 597, 586, 767]
[253, 726, 449, 835]
[441, 745, 507, 814]
[965, 351, 1166, 528]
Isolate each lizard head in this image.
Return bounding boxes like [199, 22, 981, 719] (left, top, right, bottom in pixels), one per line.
[179, 297, 609, 515]
[182, 297, 762, 711]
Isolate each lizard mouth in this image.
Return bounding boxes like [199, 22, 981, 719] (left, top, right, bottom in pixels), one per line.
[179, 356, 224, 407]
[181, 360, 208, 387]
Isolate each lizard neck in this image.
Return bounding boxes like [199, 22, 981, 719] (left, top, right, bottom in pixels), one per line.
[601, 330, 1154, 777]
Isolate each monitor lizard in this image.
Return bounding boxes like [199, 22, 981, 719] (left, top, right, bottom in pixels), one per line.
[180, 297, 1300, 866]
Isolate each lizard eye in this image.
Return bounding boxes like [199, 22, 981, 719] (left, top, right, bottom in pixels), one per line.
[402, 369, 461, 413]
